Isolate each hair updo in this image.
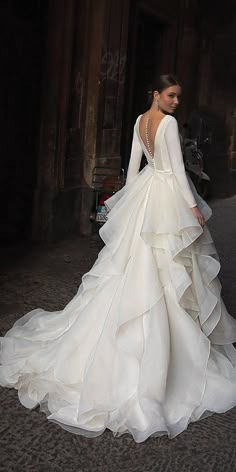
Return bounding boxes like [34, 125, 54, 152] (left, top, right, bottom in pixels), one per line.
[147, 74, 181, 105]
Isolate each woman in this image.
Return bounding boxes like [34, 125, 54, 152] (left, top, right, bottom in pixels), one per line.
[1, 74, 236, 443]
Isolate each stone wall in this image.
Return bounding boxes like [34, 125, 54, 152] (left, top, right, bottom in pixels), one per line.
[2, 0, 236, 244]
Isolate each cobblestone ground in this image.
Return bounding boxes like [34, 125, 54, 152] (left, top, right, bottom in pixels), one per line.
[0, 197, 236, 472]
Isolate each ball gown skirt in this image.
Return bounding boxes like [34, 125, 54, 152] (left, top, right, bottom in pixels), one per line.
[1, 164, 236, 443]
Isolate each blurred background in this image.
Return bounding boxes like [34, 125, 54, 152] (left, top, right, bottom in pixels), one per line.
[0, 0, 235, 244]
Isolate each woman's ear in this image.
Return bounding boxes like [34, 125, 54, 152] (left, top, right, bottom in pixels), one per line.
[153, 90, 160, 100]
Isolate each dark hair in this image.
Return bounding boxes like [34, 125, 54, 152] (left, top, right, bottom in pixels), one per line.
[147, 74, 181, 105]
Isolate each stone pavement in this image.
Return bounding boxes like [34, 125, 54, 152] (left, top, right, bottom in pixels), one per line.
[0, 197, 236, 472]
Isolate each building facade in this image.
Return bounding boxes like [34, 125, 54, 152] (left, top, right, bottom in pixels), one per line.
[1, 0, 235, 243]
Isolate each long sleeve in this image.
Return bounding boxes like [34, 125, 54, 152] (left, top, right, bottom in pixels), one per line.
[165, 117, 197, 208]
[126, 126, 143, 185]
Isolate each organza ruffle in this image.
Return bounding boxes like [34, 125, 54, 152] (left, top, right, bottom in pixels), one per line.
[1, 165, 236, 442]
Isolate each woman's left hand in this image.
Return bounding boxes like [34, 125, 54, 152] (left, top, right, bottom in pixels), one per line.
[191, 206, 205, 227]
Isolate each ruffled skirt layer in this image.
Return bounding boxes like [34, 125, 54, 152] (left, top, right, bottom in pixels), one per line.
[1, 166, 236, 442]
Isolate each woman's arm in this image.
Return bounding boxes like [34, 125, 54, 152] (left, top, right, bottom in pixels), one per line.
[165, 117, 197, 208]
[126, 126, 143, 185]
[165, 117, 205, 226]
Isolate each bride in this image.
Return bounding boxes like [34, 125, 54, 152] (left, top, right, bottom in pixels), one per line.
[1, 74, 236, 443]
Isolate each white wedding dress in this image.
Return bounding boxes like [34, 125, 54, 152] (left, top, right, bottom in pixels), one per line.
[1, 115, 236, 443]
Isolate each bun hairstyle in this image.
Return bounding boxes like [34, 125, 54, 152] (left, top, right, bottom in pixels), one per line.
[147, 74, 181, 106]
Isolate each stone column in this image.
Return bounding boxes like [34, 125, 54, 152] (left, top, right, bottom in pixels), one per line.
[80, 0, 130, 235]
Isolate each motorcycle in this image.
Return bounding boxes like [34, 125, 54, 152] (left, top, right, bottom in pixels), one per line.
[90, 169, 125, 230]
[183, 137, 211, 200]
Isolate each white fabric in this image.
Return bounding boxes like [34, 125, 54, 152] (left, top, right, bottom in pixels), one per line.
[1, 114, 236, 443]
[127, 115, 197, 207]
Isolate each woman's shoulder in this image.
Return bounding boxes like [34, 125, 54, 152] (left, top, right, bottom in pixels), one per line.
[135, 113, 144, 123]
[165, 114, 177, 124]
[164, 115, 178, 131]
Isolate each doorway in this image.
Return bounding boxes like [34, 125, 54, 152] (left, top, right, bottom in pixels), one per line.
[121, 7, 165, 173]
